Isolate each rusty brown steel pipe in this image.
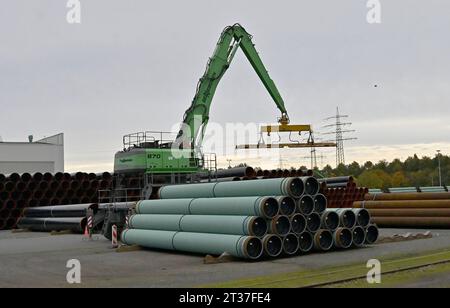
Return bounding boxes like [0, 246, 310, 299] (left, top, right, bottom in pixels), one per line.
[369, 208, 450, 217]
[354, 200, 450, 209]
[372, 217, 450, 228]
[365, 192, 450, 201]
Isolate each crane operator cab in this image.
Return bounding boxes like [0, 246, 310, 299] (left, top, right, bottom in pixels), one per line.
[114, 131, 203, 175]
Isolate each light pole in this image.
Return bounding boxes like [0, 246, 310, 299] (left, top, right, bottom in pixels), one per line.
[437, 150, 442, 187]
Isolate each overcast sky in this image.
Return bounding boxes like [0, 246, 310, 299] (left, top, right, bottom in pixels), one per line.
[1, 1, 449, 172]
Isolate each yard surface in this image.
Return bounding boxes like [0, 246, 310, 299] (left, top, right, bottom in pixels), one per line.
[1, 228, 450, 288]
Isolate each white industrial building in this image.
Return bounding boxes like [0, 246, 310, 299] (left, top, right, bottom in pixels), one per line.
[0, 133, 64, 174]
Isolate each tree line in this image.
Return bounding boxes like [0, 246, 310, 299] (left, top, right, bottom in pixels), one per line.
[315, 154, 449, 189]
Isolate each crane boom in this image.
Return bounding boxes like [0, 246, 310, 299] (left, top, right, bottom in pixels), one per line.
[175, 24, 289, 149]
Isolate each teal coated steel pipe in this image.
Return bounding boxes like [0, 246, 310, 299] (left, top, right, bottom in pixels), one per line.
[267, 215, 291, 236]
[352, 226, 366, 247]
[297, 232, 314, 253]
[313, 194, 327, 214]
[276, 196, 296, 216]
[365, 224, 379, 245]
[173, 232, 263, 260]
[306, 213, 321, 233]
[352, 208, 371, 228]
[158, 177, 305, 199]
[129, 214, 182, 231]
[181, 215, 268, 237]
[261, 234, 283, 257]
[325, 209, 356, 229]
[333, 228, 353, 249]
[136, 196, 279, 219]
[297, 195, 315, 215]
[129, 214, 268, 237]
[301, 176, 320, 196]
[282, 234, 299, 255]
[121, 229, 177, 251]
[190, 197, 279, 219]
[313, 229, 334, 251]
[135, 199, 192, 215]
[321, 211, 340, 231]
[290, 213, 306, 234]
[121, 229, 263, 260]
[159, 183, 217, 199]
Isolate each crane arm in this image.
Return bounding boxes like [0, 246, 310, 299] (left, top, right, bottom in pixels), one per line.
[175, 24, 289, 149]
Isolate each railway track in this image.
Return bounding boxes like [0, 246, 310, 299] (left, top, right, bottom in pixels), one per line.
[304, 257, 450, 288]
[201, 250, 450, 288]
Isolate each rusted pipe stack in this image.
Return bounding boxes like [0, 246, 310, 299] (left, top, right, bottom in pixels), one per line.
[319, 176, 368, 208]
[0, 172, 113, 230]
[355, 192, 450, 229]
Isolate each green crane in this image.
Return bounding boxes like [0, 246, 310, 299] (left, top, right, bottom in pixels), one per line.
[114, 24, 290, 177]
[175, 24, 289, 150]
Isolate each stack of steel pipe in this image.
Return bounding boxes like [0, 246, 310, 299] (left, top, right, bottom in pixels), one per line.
[121, 177, 377, 260]
[200, 167, 314, 183]
[0, 171, 113, 230]
[16, 203, 99, 233]
[319, 176, 368, 208]
[355, 192, 450, 229]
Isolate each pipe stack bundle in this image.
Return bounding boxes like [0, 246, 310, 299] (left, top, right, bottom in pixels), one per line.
[200, 166, 314, 182]
[121, 177, 379, 260]
[319, 176, 368, 208]
[368, 186, 448, 194]
[355, 192, 450, 229]
[16, 203, 99, 233]
[0, 172, 113, 230]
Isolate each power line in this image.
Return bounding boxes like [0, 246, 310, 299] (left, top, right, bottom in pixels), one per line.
[322, 107, 357, 167]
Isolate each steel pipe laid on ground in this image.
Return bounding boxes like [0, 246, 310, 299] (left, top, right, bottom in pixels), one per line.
[276, 196, 296, 216]
[354, 200, 450, 209]
[319, 176, 354, 185]
[368, 208, 450, 217]
[282, 234, 299, 255]
[129, 214, 268, 237]
[262, 234, 283, 257]
[22, 203, 98, 218]
[300, 177, 320, 196]
[333, 228, 353, 249]
[313, 230, 334, 251]
[306, 213, 321, 233]
[121, 229, 263, 260]
[157, 177, 305, 199]
[313, 194, 327, 214]
[205, 167, 256, 179]
[136, 197, 279, 219]
[17, 217, 87, 233]
[326, 209, 356, 229]
[290, 214, 307, 234]
[267, 215, 291, 236]
[371, 217, 450, 229]
[297, 232, 314, 253]
[297, 195, 315, 215]
[321, 211, 340, 231]
[365, 225, 379, 244]
[365, 192, 450, 201]
[352, 226, 366, 247]
[352, 208, 371, 227]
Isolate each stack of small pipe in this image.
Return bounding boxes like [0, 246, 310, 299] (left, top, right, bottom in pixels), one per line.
[16, 203, 98, 233]
[200, 166, 314, 182]
[0, 172, 113, 230]
[319, 176, 368, 208]
[355, 192, 450, 229]
[121, 177, 379, 260]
